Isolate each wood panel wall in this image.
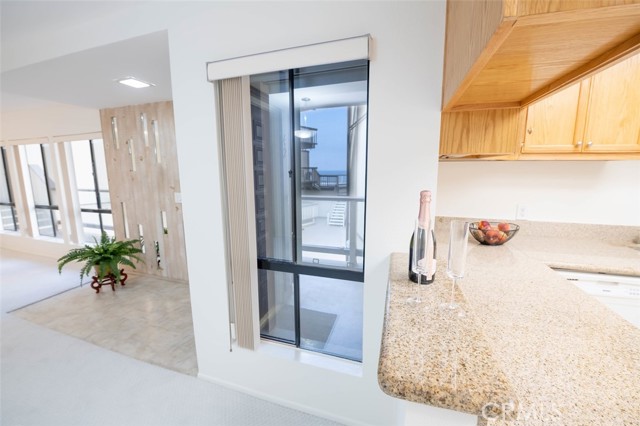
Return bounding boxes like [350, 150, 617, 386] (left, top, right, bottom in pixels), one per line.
[99, 101, 188, 282]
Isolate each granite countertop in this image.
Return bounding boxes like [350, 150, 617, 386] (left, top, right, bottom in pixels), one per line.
[378, 219, 640, 425]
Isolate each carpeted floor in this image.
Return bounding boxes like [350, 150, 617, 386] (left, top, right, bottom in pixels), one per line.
[1, 248, 344, 426]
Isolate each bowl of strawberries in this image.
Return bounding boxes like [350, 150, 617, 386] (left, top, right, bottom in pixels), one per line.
[469, 221, 519, 246]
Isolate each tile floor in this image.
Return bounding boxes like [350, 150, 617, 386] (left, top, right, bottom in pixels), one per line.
[13, 272, 198, 376]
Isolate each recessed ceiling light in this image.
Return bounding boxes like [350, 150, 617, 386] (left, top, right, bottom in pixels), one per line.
[117, 77, 155, 89]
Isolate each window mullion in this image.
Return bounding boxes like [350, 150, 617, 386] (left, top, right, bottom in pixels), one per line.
[288, 69, 303, 349]
[293, 274, 301, 347]
[88, 140, 105, 234]
[288, 69, 300, 264]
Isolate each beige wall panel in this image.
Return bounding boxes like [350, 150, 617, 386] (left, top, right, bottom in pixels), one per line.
[99, 101, 188, 282]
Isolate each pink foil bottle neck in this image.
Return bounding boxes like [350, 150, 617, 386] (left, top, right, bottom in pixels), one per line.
[418, 190, 431, 226]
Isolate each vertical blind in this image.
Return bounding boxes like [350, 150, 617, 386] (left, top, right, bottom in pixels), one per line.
[217, 77, 259, 350]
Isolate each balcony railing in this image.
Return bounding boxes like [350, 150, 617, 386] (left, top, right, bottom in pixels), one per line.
[301, 167, 347, 193]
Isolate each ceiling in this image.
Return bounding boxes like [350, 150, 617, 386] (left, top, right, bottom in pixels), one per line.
[0, 2, 172, 112]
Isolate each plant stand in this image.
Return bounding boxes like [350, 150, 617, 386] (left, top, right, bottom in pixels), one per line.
[90, 269, 128, 293]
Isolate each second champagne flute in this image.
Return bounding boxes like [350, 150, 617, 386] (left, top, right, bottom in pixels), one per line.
[444, 220, 469, 310]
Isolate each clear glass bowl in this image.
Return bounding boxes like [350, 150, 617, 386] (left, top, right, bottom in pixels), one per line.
[469, 221, 520, 246]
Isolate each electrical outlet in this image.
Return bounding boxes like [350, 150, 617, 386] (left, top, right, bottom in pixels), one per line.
[516, 204, 527, 220]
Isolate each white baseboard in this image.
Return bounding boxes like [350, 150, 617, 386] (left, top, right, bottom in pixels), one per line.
[0, 233, 79, 259]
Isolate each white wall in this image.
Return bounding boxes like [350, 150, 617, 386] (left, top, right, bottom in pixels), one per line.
[168, 2, 445, 425]
[2, 3, 637, 424]
[436, 161, 640, 226]
[2, 2, 448, 424]
[0, 104, 100, 142]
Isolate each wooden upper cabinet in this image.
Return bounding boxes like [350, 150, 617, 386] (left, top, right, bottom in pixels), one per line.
[442, 0, 640, 112]
[582, 53, 640, 152]
[522, 53, 640, 154]
[440, 109, 523, 159]
[522, 82, 586, 153]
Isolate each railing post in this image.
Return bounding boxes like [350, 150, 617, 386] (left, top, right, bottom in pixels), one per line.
[349, 200, 358, 267]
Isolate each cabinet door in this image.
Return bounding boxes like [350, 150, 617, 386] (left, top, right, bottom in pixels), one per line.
[522, 82, 586, 153]
[582, 54, 640, 153]
[439, 109, 521, 158]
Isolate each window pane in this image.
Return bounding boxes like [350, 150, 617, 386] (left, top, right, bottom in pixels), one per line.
[259, 270, 295, 343]
[92, 139, 109, 191]
[35, 207, 59, 237]
[0, 148, 11, 203]
[0, 148, 18, 231]
[299, 274, 363, 361]
[294, 64, 368, 272]
[101, 191, 111, 210]
[101, 213, 114, 237]
[80, 211, 102, 242]
[251, 71, 294, 262]
[41, 144, 57, 202]
[0, 205, 17, 231]
[70, 139, 112, 239]
[26, 144, 60, 238]
[25, 144, 50, 206]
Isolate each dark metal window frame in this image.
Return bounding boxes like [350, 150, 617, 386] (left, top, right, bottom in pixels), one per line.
[0, 147, 18, 231]
[255, 61, 370, 361]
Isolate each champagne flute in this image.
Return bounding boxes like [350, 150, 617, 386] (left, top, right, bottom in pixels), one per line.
[444, 220, 469, 310]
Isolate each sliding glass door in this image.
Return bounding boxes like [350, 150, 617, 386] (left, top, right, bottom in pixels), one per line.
[250, 60, 368, 361]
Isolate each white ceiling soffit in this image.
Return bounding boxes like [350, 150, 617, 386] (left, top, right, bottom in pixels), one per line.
[1, 31, 172, 111]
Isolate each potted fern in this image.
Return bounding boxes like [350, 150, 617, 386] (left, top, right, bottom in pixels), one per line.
[57, 232, 144, 286]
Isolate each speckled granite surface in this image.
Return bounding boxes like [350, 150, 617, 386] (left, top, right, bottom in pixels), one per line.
[437, 217, 640, 276]
[379, 220, 640, 425]
[378, 257, 515, 417]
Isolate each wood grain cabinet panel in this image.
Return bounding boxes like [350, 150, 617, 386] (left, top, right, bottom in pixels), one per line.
[582, 54, 640, 152]
[442, 0, 640, 111]
[522, 53, 640, 155]
[439, 109, 523, 159]
[521, 82, 585, 153]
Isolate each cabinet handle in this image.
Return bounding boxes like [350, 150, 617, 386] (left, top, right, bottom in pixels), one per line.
[527, 128, 532, 135]
[575, 141, 583, 147]
[586, 141, 593, 148]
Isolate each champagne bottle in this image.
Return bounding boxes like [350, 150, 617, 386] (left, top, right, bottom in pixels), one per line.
[408, 190, 436, 284]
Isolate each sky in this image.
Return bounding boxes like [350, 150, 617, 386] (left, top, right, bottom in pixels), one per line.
[304, 106, 348, 174]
